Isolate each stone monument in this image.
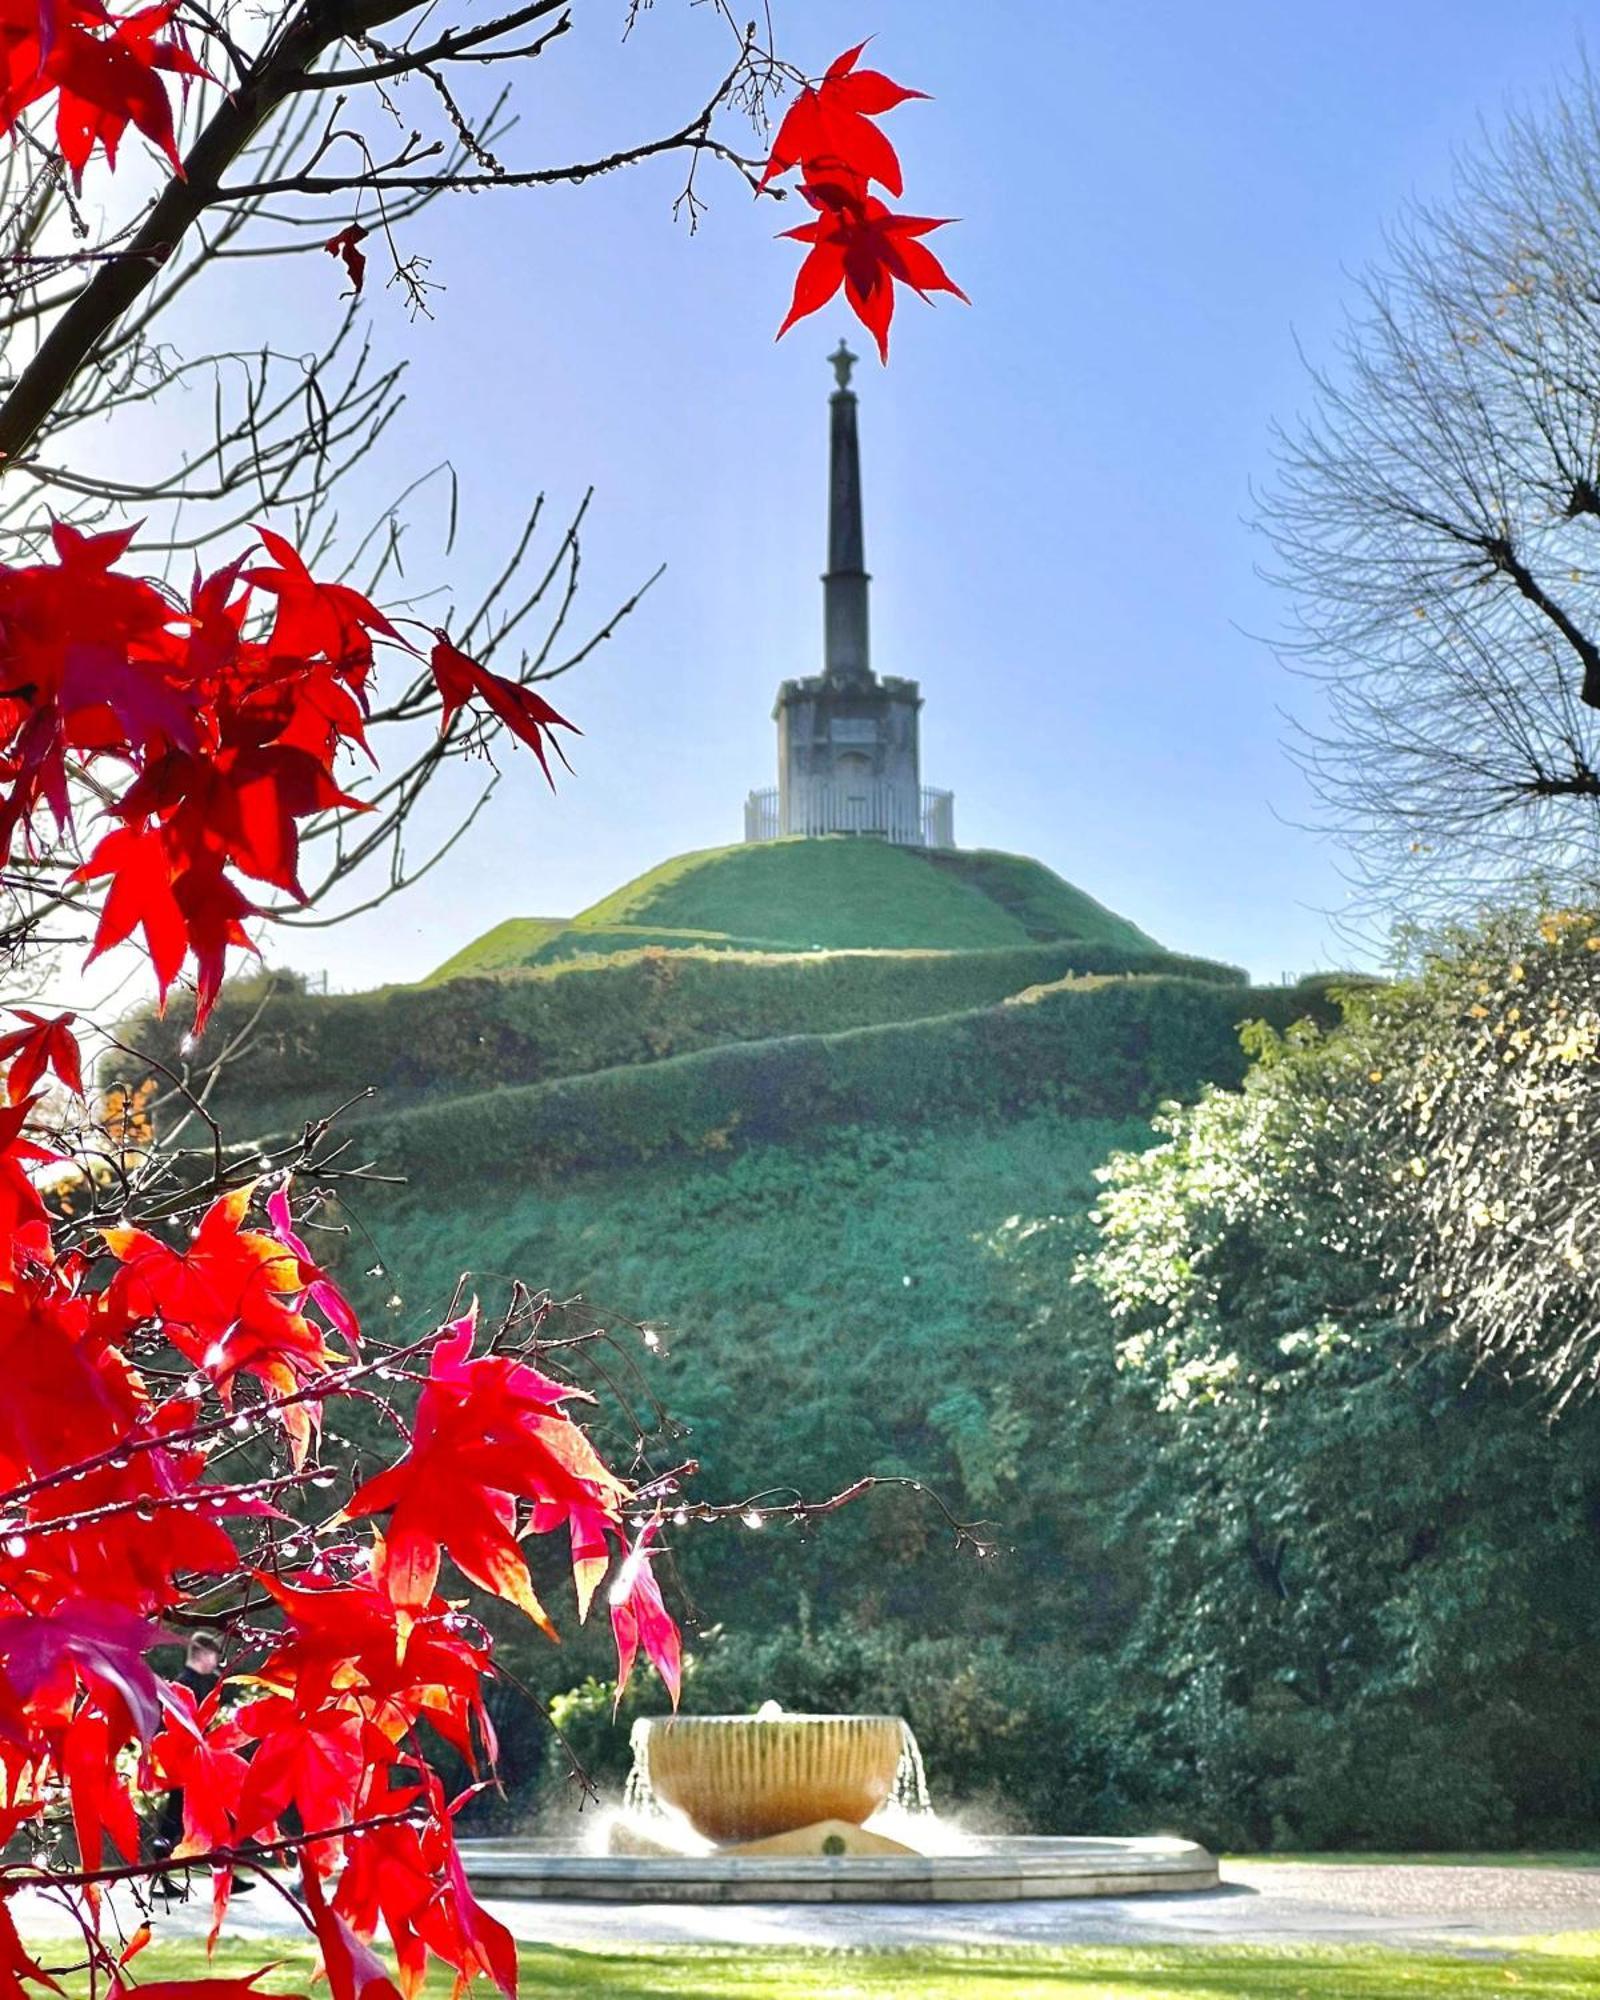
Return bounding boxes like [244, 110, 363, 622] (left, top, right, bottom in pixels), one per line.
[745, 343, 954, 847]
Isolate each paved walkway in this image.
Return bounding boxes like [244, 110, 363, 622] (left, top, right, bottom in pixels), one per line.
[500, 1861, 1600, 1951]
[14, 1860, 1600, 1954]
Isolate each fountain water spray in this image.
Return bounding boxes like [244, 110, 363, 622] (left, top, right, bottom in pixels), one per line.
[464, 1697, 1219, 1899]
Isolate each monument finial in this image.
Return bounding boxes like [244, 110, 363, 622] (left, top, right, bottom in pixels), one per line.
[830, 338, 858, 393]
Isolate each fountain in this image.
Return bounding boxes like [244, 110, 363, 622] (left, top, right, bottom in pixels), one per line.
[460, 1702, 1220, 1902]
[619, 1704, 926, 1855]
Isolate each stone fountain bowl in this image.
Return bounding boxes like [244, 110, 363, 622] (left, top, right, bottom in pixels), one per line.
[637, 1713, 907, 1845]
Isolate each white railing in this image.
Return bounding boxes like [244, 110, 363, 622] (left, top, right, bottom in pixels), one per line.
[922, 787, 955, 849]
[743, 785, 954, 848]
[744, 788, 782, 842]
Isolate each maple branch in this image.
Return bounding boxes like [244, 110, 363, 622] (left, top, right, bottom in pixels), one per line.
[8, 1467, 319, 1541]
[0, 1810, 428, 1892]
[212, 38, 758, 201]
[0, 2, 353, 469]
[660, 1472, 1000, 1557]
[0, 1329, 437, 1511]
[292, 0, 572, 87]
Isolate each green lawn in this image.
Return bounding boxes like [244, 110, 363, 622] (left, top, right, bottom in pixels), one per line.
[54, 1938, 1600, 2000]
[1229, 1853, 1600, 1870]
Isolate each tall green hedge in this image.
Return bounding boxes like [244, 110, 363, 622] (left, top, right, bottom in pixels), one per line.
[126, 939, 1247, 1132]
[335, 974, 1319, 1183]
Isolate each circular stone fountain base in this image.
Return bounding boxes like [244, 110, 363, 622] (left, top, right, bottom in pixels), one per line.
[460, 1834, 1219, 1904]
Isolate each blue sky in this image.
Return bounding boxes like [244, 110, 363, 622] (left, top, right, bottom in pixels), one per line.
[167, 0, 1599, 988]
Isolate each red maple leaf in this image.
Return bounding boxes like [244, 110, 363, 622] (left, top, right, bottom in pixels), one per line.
[344, 1305, 627, 1629]
[760, 43, 963, 361]
[302, 1859, 402, 2000]
[74, 824, 259, 1033]
[172, 856, 259, 1031]
[0, 2, 211, 191]
[760, 42, 925, 198]
[0, 521, 189, 862]
[48, 6, 198, 187]
[248, 526, 397, 676]
[114, 737, 363, 902]
[147, 1683, 249, 1855]
[0, 1601, 165, 1748]
[60, 1702, 141, 1874]
[330, 1770, 516, 2000]
[0, 1265, 144, 1491]
[110, 1980, 305, 2000]
[265, 1184, 362, 1352]
[429, 635, 577, 788]
[250, 1566, 491, 1768]
[228, 1693, 372, 1843]
[533, 1497, 612, 1623]
[0, 1102, 58, 1278]
[0, 1010, 81, 1102]
[71, 820, 193, 1001]
[607, 1513, 681, 1710]
[0, 1894, 61, 2000]
[778, 182, 967, 363]
[101, 1182, 347, 1463]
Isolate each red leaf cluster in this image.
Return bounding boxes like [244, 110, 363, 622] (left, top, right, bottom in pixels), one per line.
[0, 504, 619, 2000]
[0, 523, 572, 1029]
[0, 0, 204, 189]
[100, 1180, 358, 1467]
[0, 1158, 681, 1999]
[765, 43, 966, 361]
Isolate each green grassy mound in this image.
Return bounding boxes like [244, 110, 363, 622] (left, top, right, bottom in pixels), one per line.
[350, 1111, 1139, 1565]
[429, 838, 1158, 976]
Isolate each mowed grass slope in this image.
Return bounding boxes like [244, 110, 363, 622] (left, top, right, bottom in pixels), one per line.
[339, 1112, 1176, 1644]
[916, 846, 1163, 949]
[141, 837, 1206, 1146]
[427, 838, 1159, 976]
[430, 917, 569, 982]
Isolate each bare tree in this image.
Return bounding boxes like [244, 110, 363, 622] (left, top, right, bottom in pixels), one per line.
[0, 1, 781, 483]
[1264, 61, 1600, 925]
[0, 0, 797, 980]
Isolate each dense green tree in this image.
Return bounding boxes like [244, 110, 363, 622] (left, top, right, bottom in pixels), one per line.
[1069, 949, 1600, 1847]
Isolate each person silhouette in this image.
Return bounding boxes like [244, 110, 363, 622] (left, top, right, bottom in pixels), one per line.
[150, 1632, 227, 1867]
